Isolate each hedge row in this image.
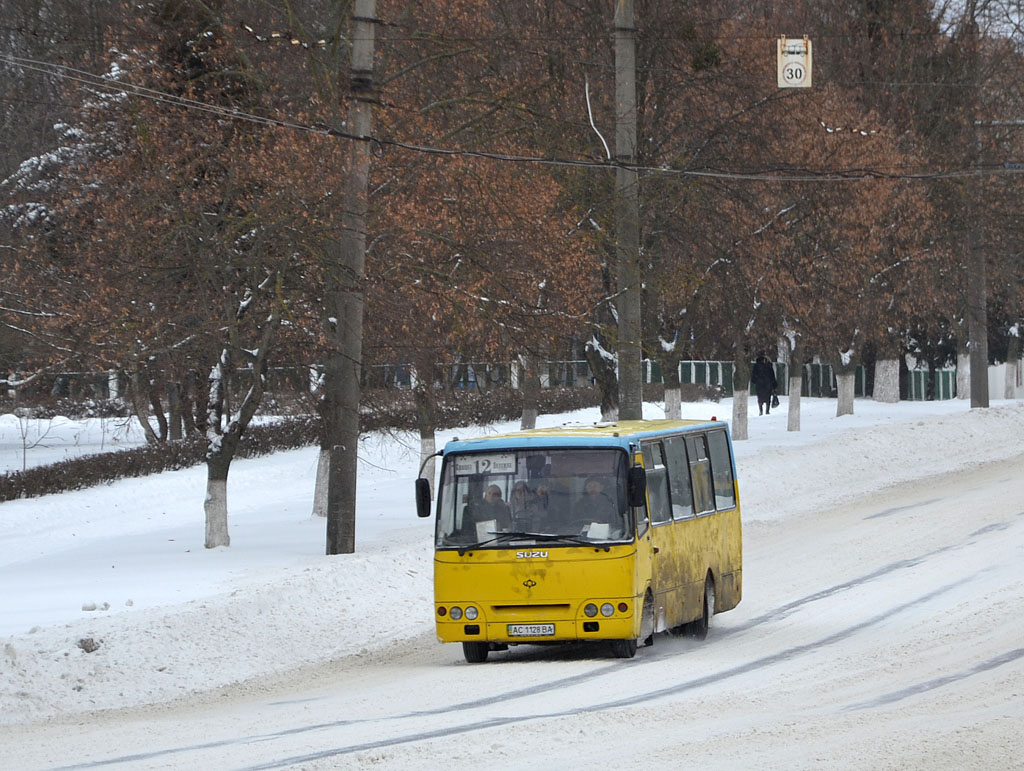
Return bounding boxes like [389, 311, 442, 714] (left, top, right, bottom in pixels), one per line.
[0, 387, 604, 502]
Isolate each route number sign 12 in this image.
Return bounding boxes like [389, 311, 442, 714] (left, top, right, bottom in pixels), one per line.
[777, 36, 812, 89]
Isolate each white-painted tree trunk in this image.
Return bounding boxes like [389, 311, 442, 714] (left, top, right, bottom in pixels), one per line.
[664, 385, 681, 419]
[204, 478, 230, 548]
[420, 434, 436, 497]
[731, 386, 749, 440]
[836, 372, 855, 416]
[311, 447, 329, 517]
[520, 407, 538, 430]
[957, 352, 970, 399]
[1006, 360, 1021, 399]
[787, 375, 802, 432]
[873, 359, 900, 403]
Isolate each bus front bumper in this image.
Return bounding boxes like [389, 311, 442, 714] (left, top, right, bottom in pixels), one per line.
[436, 612, 638, 644]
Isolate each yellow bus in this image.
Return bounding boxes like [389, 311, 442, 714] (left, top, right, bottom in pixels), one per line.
[415, 418, 742, 662]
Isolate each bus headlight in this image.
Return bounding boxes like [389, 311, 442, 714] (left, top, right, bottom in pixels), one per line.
[600, 603, 615, 617]
[450, 606, 463, 621]
[465, 606, 478, 620]
[584, 603, 599, 618]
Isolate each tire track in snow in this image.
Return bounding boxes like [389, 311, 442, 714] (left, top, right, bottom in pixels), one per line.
[235, 579, 969, 770]
[842, 646, 1024, 711]
[53, 515, 1020, 771]
[50, 556, 958, 771]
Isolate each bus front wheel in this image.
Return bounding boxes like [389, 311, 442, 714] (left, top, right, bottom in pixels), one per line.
[462, 641, 489, 663]
[611, 593, 654, 658]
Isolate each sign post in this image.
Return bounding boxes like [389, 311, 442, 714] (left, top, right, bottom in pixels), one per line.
[777, 36, 812, 89]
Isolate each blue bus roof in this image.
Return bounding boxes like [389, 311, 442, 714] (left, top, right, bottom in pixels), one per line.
[442, 418, 729, 455]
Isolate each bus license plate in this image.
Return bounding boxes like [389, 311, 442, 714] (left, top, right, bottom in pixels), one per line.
[508, 623, 555, 637]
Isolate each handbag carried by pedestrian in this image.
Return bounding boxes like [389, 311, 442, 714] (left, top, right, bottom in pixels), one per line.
[771, 392, 780, 409]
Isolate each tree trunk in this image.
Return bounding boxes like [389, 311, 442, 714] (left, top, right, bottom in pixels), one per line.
[179, 372, 198, 437]
[1005, 331, 1021, 399]
[311, 448, 329, 517]
[730, 341, 751, 440]
[128, 365, 160, 444]
[664, 383, 681, 420]
[204, 452, 231, 548]
[520, 354, 542, 430]
[168, 381, 183, 440]
[414, 375, 437, 496]
[835, 370, 856, 416]
[660, 352, 681, 419]
[873, 359, 900, 403]
[787, 340, 804, 432]
[956, 343, 970, 399]
[584, 338, 619, 421]
[787, 371, 802, 432]
[202, 311, 277, 548]
[148, 379, 168, 441]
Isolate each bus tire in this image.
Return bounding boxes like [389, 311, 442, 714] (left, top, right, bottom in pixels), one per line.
[611, 592, 653, 658]
[640, 591, 655, 647]
[462, 641, 489, 663]
[689, 577, 715, 640]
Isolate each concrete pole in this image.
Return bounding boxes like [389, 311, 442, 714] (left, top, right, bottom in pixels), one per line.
[614, 0, 643, 421]
[325, 0, 375, 555]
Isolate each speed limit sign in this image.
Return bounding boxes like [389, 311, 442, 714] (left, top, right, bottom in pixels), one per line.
[777, 36, 812, 88]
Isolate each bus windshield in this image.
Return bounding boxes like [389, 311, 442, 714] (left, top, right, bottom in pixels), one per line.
[436, 448, 632, 548]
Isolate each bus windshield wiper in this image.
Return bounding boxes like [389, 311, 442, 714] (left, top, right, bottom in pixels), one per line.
[528, 532, 596, 546]
[456, 531, 536, 554]
[456, 530, 598, 554]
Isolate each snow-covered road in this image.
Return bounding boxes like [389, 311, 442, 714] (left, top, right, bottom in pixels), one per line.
[5, 448, 1022, 771]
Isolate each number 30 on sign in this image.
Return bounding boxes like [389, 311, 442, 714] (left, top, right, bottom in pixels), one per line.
[777, 36, 812, 89]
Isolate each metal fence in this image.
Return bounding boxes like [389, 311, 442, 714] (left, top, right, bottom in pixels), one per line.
[679, 360, 874, 399]
[905, 368, 957, 401]
[27, 360, 967, 402]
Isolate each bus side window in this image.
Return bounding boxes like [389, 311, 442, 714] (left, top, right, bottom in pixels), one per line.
[663, 435, 694, 520]
[687, 435, 715, 515]
[707, 429, 737, 510]
[642, 442, 672, 526]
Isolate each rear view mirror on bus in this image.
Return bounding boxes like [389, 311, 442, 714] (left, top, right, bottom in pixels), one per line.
[415, 478, 432, 518]
[627, 466, 647, 508]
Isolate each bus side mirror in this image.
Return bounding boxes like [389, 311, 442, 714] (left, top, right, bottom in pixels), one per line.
[627, 466, 647, 508]
[415, 478, 432, 518]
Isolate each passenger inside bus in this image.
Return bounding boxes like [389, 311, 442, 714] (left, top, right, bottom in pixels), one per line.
[509, 481, 539, 529]
[456, 483, 512, 541]
[572, 476, 624, 537]
[534, 477, 573, 529]
[572, 476, 617, 520]
[477, 484, 512, 530]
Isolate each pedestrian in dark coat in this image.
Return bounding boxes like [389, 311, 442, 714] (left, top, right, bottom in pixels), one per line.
[751, 354, 778, 415]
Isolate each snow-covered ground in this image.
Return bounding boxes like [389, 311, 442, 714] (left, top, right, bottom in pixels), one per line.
[1, 396, 1022, 770]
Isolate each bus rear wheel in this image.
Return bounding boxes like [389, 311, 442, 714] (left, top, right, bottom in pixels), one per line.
[687, 577, 715, 640]
[462, 641, 489, 663]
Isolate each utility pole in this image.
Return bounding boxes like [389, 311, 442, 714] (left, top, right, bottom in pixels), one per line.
[325, 0, 375, 555]
[964, 8, 989, 409]
[967, 229, 989, 408]
[614, 0, 643, 421]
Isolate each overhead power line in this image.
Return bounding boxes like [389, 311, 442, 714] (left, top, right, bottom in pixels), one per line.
[1, 51, 1020, 184]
